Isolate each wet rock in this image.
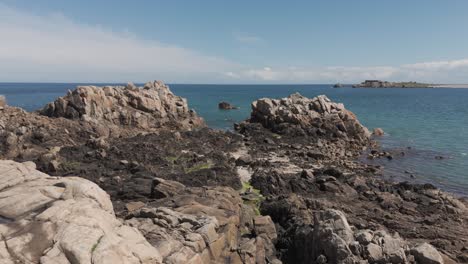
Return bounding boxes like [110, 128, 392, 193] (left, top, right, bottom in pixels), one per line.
[218, 101, 238, 110]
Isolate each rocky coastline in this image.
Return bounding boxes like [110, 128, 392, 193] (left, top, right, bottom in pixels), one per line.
[0, 81, 467, 263]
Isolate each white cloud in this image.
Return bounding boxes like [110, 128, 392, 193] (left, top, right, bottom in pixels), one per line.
[228, 61, 468, 83]
[231, 65, 400, 83]
[1, 4, 468, 83]
[0, 4, 240, 82]
[233, 32, 263, 44]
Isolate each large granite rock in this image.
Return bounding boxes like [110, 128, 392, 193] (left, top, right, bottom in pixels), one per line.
[246, 93, 370, 144]
[278, 208, 446, 264]
[40, 81, 204, 130]
[0, 160, 162, 264]
[125, 178, 281, 264]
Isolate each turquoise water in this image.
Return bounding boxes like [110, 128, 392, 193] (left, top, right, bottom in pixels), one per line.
[0, 83, 467, 195]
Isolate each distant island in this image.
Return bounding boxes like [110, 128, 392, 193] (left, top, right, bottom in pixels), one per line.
[353, 80, 434, 88]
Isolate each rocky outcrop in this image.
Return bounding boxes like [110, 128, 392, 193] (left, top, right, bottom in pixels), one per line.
[0, 105, 101, 160]
[265, 206, 448, 264]
[372, 128, 385, 136]
[0, 160, 280, 264]
[310, 209, 411, 264]
[219, 101, 238, 110]
[0, 160, 161, 264]
[124, 179, 281, 264]
[2, 84, 467, 264]
[243, 94, 370, 145]
[234, 93, 467, 263]
[40, 81, 205, 130]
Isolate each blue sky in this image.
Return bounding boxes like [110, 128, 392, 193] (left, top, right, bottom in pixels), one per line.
[1, 0, 468, 83]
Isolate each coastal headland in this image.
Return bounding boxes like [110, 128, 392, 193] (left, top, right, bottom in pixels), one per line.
[0, 81, 467, 263]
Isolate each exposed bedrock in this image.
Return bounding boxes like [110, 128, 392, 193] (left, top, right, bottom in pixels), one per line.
[125, 178, 281, 264]
[1, 89, 467, 264]
[0, 160, 161, 264]
[0, 160, 280, 264]
[40, 80, 205, 130]
[239, 93, 370, 145]
[0, 81, 205, 162]
[235, 94, 467, 263]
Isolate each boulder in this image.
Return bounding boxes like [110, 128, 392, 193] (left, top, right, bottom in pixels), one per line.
[151, 177, 186, 199]
[218, 101, 238, 110]
[40, 81, 205, 130]
[312, 209, 356, 263]
[372, 128, 385, 136]
[0, 160, 162, 264]
[411, 243, 444, 264]
[277, 207, 420, 264]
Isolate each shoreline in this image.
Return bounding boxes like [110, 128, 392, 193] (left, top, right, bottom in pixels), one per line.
[0, 82, 467, 263]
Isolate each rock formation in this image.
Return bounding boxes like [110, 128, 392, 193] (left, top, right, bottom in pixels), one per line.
[219, 101, 238, 110]
[245, 94, 370, 145]
[40, 81, 205, 130]
[0, 160, 280, 264]
[1, 88, 467, 264]
[234, 93, 466, 263]
[0, 160, 162, 264]
[125, 179, 280, 264]
[372, 128, 385, 136]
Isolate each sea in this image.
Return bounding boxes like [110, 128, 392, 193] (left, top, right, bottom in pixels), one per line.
[0, 83, 467, 196]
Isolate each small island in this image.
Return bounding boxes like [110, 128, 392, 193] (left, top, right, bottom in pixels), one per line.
[353, 80, 434, 88]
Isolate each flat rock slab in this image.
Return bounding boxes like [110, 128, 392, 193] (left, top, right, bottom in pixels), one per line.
[0, 160, 162, 264]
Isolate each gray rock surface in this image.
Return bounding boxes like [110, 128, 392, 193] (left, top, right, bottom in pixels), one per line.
[40, 80, 204, 130]
[248, 94, 370, 144]
[0, 160, 162, 264]
[291, 208, 445, 264]
[411, 243, 444, 264]
[124, 182, 281, 264]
